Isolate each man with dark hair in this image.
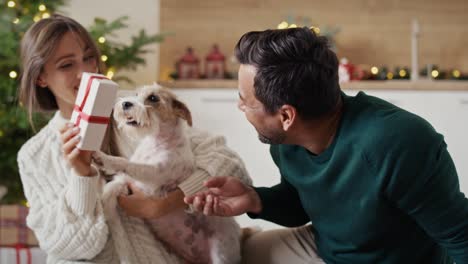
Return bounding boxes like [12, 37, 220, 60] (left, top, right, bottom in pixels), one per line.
[185, 27, 468, 264]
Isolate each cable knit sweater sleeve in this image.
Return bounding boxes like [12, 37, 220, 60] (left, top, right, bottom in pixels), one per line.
[179, 128, 252, 197]
[17, 125, 109, 261]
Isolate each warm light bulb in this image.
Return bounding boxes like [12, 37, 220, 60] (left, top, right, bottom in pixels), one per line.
[7, 1, 15, 8]
[399, 69, 407, 77]
[38, 4, 46, 11]
[101, 55, 108, 62]
[311, 27, 320, 34]
[33, 15, 41, 22]
[371, 66, 379, 75]
[9, 71, 18, 79]
[387, 72, 394, 79]
[106, 70, 114, 79]
[277, 21, 289, 29]
[431, 70, 439, 78]
[98, 37, 106, 44]
[453, 70, 461, 78]
[25, 201, 30, 207]
[41, 12, 50, 19]
[13, 18, 19, 24]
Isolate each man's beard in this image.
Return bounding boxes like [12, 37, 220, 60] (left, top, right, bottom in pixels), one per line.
[257, 130, 286, 145]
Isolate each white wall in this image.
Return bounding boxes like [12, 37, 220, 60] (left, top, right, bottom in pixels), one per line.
[61, 0, 160, 89]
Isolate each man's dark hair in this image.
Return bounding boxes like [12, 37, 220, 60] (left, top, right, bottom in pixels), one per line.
[235, 27, 341, 119]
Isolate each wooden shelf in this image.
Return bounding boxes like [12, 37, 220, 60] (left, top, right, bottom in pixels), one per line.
[158, 79, 468, 91]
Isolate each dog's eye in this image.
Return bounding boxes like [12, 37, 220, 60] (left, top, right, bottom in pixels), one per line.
[148, 94, 159, 103]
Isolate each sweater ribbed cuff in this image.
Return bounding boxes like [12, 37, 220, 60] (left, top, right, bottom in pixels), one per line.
[66, 165, 100, 215]
[247, 187, 267, 219]
[178, 170, 211, 197]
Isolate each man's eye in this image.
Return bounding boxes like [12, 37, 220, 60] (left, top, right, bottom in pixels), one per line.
[148, 95, 159, 102]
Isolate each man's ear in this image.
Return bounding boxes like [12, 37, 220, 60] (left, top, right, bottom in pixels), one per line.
[172, 98, 193, 127]
[278, 104, 296, 131]
[36, 74, 47, 88]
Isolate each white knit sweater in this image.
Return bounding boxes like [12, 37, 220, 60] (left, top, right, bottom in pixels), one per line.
[17, 112, 251, 264]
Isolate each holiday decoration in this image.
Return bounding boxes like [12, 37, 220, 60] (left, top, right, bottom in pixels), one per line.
[0, 0, 166, 204]
[0, 205, 38, 246]
[338, 58, 368, 82]
[205, 44, 226, 79]
[338, 58, 354, 83]
[70, 73, 118, 151]
[176, 47, 200, 79]
[276, 16, 340, 51]
[393, 67, 410, 80]
[0, 246, 46, 264]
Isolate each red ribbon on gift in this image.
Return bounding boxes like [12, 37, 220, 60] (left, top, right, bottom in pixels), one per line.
[14, 244, 32, 264]
[74, 75, 111, 127]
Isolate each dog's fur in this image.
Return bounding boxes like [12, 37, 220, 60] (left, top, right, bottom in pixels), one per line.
[93, 84, 241, 264]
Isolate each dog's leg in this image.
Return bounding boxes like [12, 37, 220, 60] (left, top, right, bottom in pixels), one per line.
[93, 151, 170, 188]
[209, 218, 242, 264]
[93, 151, 131, 175]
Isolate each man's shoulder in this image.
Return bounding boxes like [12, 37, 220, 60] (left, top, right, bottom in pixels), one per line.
[344, 93, 442, 161]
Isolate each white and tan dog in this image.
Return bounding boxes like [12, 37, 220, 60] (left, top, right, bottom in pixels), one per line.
[94, 84, 241, 264]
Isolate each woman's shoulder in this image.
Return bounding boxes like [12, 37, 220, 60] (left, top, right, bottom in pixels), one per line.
[18, 122, 58, 163]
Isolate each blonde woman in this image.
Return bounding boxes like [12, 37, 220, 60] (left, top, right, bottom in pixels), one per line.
[17, 14, 250, 263]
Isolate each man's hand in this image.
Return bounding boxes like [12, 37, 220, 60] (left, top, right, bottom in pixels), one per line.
[184, 176, 262, 217]
[118, 183, 186, 219]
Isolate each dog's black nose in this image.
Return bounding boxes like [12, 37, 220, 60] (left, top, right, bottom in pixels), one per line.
[122, 101, 133, 110]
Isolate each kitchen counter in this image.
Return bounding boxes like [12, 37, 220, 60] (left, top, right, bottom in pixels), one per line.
[159, 79, 468, 91]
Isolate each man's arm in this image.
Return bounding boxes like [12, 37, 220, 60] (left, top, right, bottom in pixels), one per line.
[247, 144, 310, 227]
[248, 176, 310, 227]
[385, 139, 468, 263]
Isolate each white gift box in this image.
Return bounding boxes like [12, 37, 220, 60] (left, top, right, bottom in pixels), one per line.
[70, 72, 118, 151]
[0, 247, 47, 264]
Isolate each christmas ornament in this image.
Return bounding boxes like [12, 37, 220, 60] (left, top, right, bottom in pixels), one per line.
[205, 44, 226, 79]
[176, 47, 200, 79]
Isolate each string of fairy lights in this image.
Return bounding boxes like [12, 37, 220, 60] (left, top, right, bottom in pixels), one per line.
[5, 1, 114, 80]
[277, 21, 464, 80]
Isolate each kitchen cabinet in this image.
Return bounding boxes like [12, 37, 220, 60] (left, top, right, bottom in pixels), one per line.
[173, 88, 468, 229]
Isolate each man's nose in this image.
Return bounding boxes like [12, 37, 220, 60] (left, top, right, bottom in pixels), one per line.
[122, 101, 133, 110]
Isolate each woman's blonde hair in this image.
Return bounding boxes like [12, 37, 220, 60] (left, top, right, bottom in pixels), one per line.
[19, 14, 103, 126]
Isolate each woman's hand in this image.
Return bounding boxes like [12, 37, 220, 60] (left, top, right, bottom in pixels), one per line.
[118, 183, 186, 219]
[184, 176, 262, 217]
[60, 123, 94, 176]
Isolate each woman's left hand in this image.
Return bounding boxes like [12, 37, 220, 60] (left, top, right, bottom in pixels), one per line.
[118, 183, 186, 219]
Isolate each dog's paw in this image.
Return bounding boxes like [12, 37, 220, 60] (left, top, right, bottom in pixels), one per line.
[92, 151, 119, 174]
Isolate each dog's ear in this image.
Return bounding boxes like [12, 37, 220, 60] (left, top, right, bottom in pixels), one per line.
[172, 98, 192, 127]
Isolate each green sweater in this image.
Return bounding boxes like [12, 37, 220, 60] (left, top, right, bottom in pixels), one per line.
[250, 92, 468, 264]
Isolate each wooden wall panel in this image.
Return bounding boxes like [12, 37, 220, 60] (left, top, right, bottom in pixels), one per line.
[160, 0, 468, 80]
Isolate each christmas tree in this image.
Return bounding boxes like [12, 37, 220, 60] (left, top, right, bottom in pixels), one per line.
[0, 0, 166, 204]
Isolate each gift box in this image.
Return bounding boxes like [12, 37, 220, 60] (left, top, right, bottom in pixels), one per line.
[70, 72, 118, 151]
[0, 246, 47, 264]
[0, 205, 38, 247]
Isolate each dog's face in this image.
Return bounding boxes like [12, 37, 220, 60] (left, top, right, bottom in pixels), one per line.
[113, 84, 192, 139]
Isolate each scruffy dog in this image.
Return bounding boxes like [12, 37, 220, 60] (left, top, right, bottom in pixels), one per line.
[93, 84, 241, 264]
